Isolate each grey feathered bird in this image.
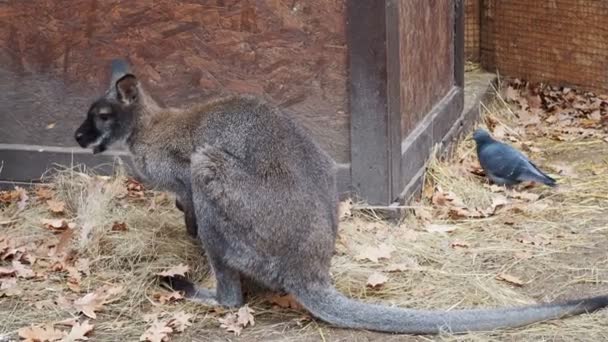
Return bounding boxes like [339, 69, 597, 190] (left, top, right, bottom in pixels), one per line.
[473, 128, 556, 187]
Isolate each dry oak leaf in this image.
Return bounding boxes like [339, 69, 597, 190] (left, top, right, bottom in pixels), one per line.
[46, 200, 66, 214]
[219, 305, 255, 336]
[111, 221, 127, 232]
[18, 324, 65, 342]
[35, 186, 55, 201]
[366, 272, 388, 288]
[13, 260, 35, 279]
[0, 266, 16, 276]
[152, 291, 184, 305]
[63, 320, 94, 342]
[139, 319, 173, 342]
[267, 294, 304, 310]
[0, 277, 22, 297]
[41, 218, 69, 232]
[354, 243, 395, 263]
[73, 286, 124, 319]
[496, 273, 525, 287]
[155, 264, 190, 278]
[167, 311, 194, 333]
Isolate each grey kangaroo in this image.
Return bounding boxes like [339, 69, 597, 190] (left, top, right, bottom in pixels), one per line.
[75, 59, 608, 334]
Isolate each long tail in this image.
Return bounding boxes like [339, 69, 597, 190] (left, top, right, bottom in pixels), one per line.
[293, 284, 608, 334]
[521, 162, 557, 187]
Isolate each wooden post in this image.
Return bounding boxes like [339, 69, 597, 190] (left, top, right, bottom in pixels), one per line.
[347, 0, 401, 206]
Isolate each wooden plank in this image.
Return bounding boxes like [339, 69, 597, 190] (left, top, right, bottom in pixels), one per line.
[385, 0, 404, 203]
[454, 0, 465, 88]
[0, 144, 353, 198]
[347, 0, 395, 205]
[398, 86, 464, 203]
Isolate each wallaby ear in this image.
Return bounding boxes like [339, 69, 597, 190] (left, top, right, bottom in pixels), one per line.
[115, 74, 138, 105]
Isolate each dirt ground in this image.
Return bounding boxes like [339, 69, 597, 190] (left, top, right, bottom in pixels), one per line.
[1, 81, 608, 341]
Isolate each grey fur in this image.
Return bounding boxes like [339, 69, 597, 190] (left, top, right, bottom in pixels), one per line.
[473, 129, 556, 187]
[75, 60, 608, 335]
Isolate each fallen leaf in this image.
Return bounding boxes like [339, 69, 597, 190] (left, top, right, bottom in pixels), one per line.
[167, 311, 194, 333]
[450, 240, 470, 248]
[63, 320, 94, 342]
[47, 200, 65, 214]
[152, 291, 184, 305]
[111, 222, 127, 232]
[219, 305, 255, 336]
[0, 266, 16, 276]
[366, 272, 388, 288]
[18, 324, 65, 342]
[73, 285, 124, 319]
[0, 277, 22, 297]
[53, 228, 74, 256]
[267, 294, 303, 310]
[35, 186, 55, 200]
[425, 224, 457, 234]
[155, 264, 190, 278]
[74, 293, 103, 319]
[41, 218, 69, 232]
[504, 86, 520, 102]
[496, 273, 525, 287]
[139, 319, 173, 342]
[510, 191, 540, 202]
[12, 260, 35, 279]
[76, 258, 91, 276]
[354, 243, 395, 262]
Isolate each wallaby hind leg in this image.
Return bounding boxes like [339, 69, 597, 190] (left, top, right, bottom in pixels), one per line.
[175, 196, 198, 238]
[208, 254, 243, 308]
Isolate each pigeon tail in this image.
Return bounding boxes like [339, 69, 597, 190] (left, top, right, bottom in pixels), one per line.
[519, 163, 557, 187]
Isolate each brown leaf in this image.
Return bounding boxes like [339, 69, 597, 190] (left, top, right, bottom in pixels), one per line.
[155, 264, 190, 278]
[53, 228, 74, 256]
[504, 86, 520, 102]
[450, 240, 470, 248]
[219, 305, 255, 336]
[167, 311, 194, 333]
[139, 320, 173, 342]
[354, 243, 395, 262]
[366, 272, 388, 288]
[12, 260, 35, 279]
[35, 186, 55, 201]
[47, 200, 65, 214]
[496, 273, 525, 287]
[0, 277, 22, 297]
[41, 218, 69, 232]
[111, 222, 128, 232]
[152, 291, 184, 305]
[267, 294, 303, 310]
[74, 293, 103, 319]
[63, 320, 94, 342]
[18, 324, 65, 342]
[0, 266, 16, 276]
[73, 285, 124, 319]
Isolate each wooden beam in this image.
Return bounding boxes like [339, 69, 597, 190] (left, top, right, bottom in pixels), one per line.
[454, 0, 465, 88]
[348, 0, 400, 205]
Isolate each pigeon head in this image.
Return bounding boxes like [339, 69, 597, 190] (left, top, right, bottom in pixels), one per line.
[472, 129, 493, 145]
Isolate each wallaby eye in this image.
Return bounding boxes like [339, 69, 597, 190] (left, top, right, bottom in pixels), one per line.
[97, 107, 113, 121]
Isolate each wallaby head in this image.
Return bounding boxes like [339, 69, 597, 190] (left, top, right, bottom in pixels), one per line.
[74, 59, 140, 154]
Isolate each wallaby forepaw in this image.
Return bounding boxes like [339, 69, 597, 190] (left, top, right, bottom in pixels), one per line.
[192, 144, 226, 184]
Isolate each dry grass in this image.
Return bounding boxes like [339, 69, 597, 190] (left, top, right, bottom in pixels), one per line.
[2, 93, 608, 341]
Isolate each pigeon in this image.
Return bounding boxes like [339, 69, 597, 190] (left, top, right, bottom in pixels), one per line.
[472, 128, 556, 187]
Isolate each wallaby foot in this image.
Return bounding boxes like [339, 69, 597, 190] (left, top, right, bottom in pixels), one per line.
[163, 276, 219, 306]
